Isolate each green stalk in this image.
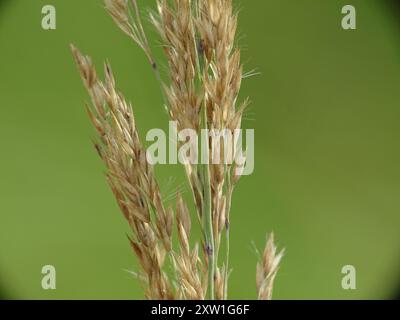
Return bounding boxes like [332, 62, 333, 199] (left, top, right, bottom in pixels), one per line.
[193, 29, 215, 300]
[224, 171, 233, 299]
[202, 103, 215, 300]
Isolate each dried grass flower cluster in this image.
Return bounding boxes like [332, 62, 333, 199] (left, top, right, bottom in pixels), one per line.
[72, 0, 283, 300]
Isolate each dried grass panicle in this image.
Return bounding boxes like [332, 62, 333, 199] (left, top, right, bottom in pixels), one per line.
[104, 0, 155, 66]
[71, 45, 177, 299]
[72, 0, 284, 300]
[256, 233, 284, 300]
[151, 0, 201, 132]
[148, 0, 250, 299]
[71, 42, 206, 300]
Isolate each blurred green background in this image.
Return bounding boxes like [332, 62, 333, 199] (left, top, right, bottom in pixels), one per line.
[0, 0, 399, 299]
